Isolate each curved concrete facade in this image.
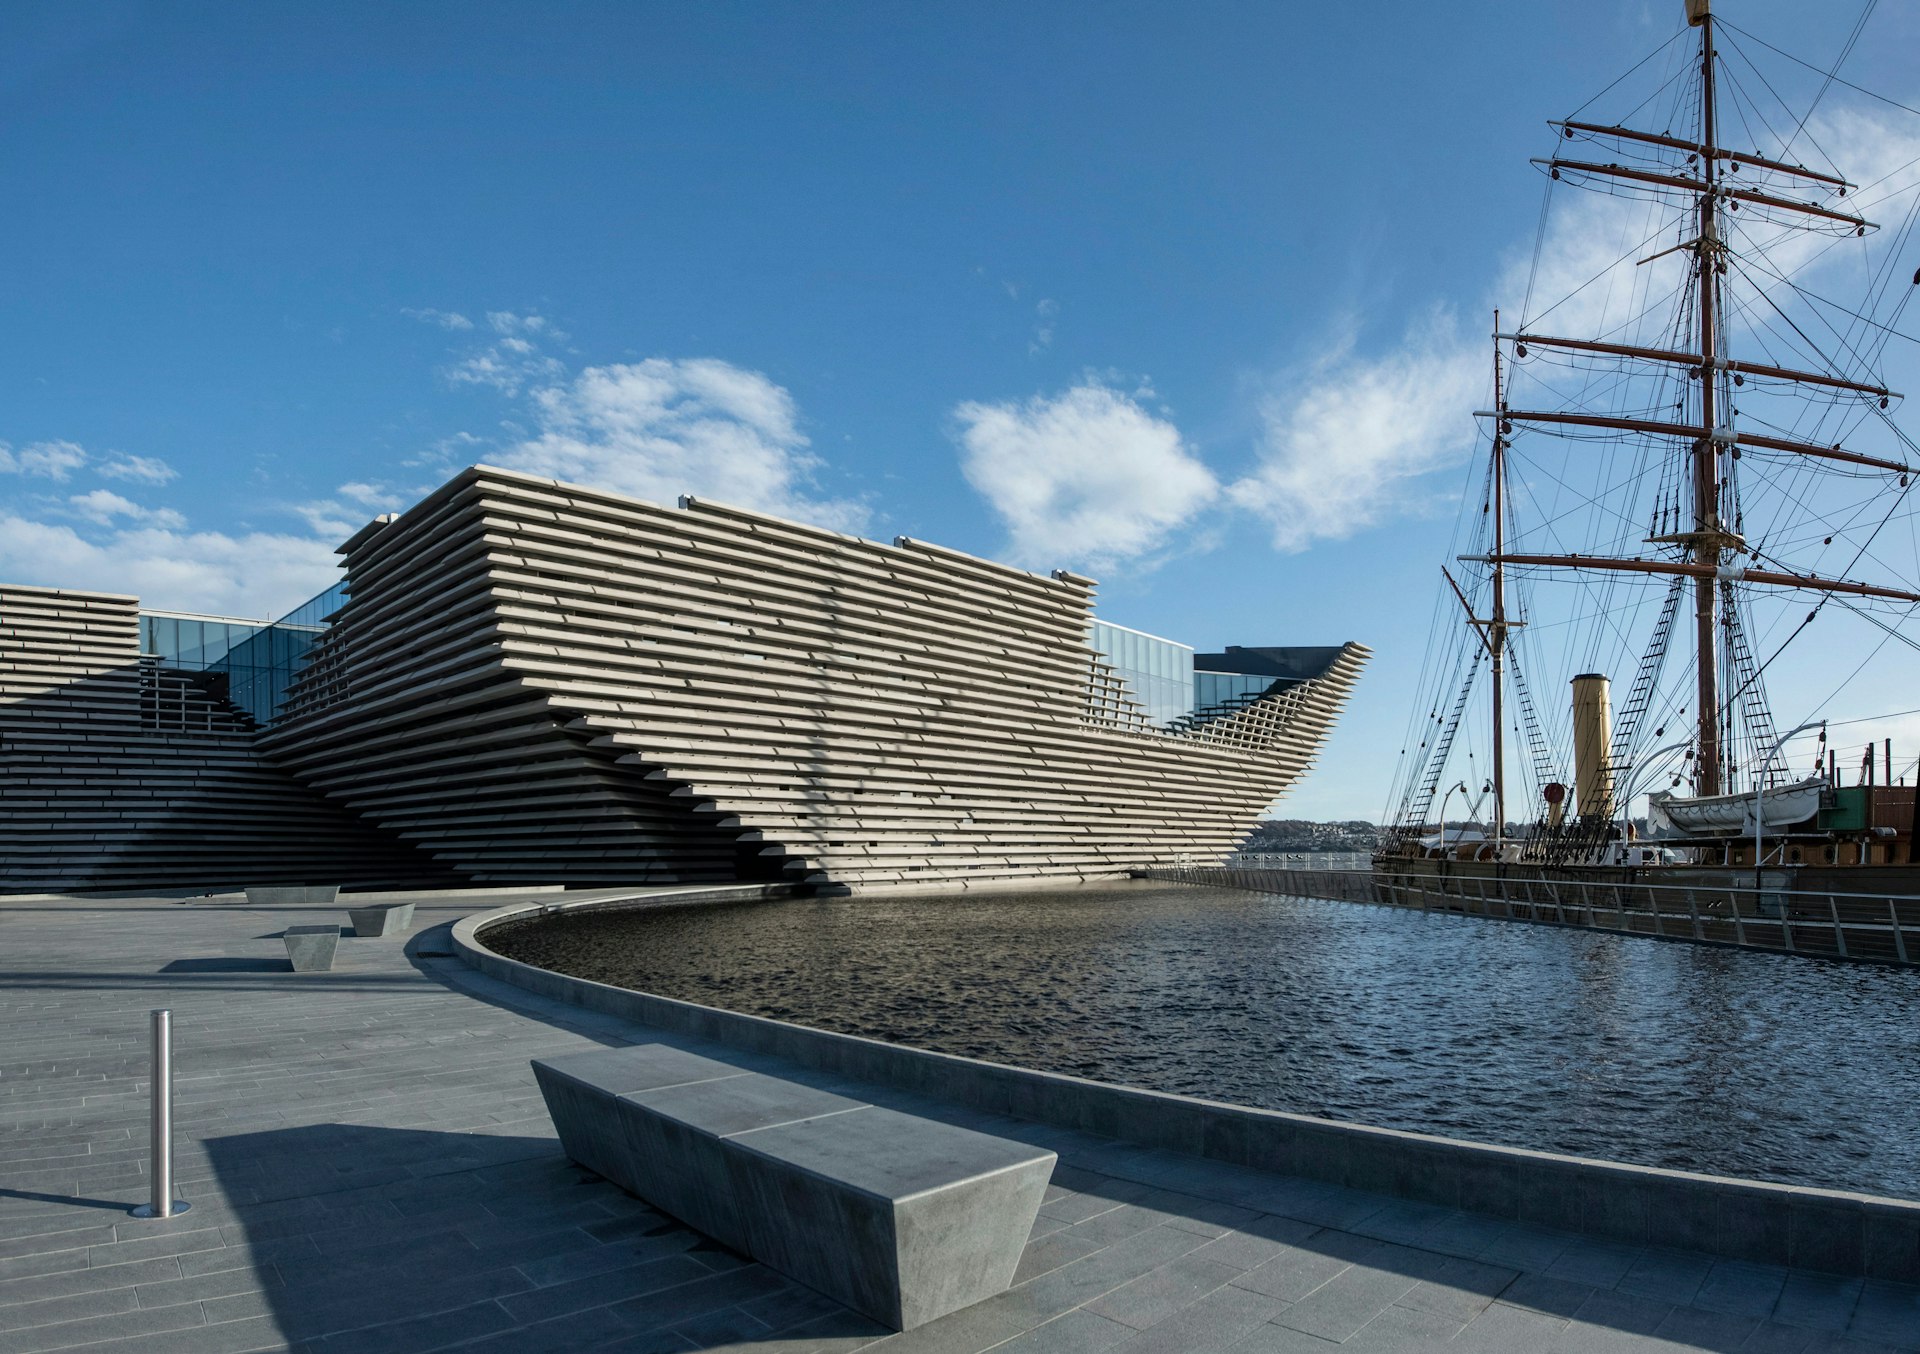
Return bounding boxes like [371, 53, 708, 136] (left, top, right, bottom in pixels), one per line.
[259, 465, 1369, 890]
[0, 584, 448, 894]
[1, 465, 1364, 894]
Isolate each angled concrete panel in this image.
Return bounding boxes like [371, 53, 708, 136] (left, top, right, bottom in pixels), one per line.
[0, 586, 453, 895]
[258, 465, 1369, 889]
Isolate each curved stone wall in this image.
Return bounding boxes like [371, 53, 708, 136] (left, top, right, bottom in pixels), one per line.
[455, 890, 1920, 1283]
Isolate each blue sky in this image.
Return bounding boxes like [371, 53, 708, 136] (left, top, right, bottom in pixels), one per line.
[4, 0, 1918, 820]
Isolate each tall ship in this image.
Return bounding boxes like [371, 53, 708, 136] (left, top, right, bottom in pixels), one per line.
[1380, 0, 1920, 895]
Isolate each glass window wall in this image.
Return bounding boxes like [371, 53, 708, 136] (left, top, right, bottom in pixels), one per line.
[139, 579, 347, 726]
[1088, 619, 1195, 727]
[1195, 671, 1281, 710]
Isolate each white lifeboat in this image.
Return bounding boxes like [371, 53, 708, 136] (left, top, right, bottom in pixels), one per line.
[1646, 775, 1826, 838]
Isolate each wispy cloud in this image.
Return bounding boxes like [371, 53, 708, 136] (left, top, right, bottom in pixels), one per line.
[96, 453, 177, 484]
[401, 306, 474, 331]
[1030, 298, 1059, 355]
[0, 514, 340, 618]
[496, 357, 869, 532]
[68, 488, 185, 529]
[448, 346, 565, 395]
[404, 305, 870, 531]
[336, 481, 405, 511]
[1230, 310, 1483, 553]
[0, 429, 357, 613]
[952, 380, 1218, 572]
[278, 480, 416, 543]
[0, 440, 89, 481]
[487, 311, 554, 337]
[444, 310, 568, 394]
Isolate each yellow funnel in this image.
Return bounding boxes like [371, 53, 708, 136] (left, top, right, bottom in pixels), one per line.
[1571, 674, 1614, 820]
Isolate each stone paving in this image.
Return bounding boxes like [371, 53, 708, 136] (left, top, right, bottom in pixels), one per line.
[2, 889, 1918, 1353]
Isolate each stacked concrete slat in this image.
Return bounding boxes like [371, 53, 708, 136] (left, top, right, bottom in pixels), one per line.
[0, 585, 449, 894]
[266, 466, 1367, 890]
[258, 481, 781, 886]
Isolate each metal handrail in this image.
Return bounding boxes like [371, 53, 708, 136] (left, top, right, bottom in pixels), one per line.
[1145, 863, 1919, 967]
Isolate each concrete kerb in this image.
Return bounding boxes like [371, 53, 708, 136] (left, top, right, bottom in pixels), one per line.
[450, 887, 1920, 1284]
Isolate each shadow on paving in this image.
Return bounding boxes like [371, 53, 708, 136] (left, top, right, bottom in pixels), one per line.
[0, 972, 448, 992]
[198, 1120, 888, 1352]
[160, 958, 289, 974]
[1002, 1160, 1920, 1353]
[378, 926, 1920, 1351]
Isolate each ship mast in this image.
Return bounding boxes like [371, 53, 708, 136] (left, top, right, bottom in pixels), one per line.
[1690, 0, 1725, 795]
[1460, 0, 1920, 820]
[1436, 318, 1517, 853]
[1490, 318, 1509, 845]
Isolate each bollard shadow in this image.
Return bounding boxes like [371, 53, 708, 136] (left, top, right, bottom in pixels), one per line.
[0, 1187, 130, 1211]
[199, 1121, 888, 1351]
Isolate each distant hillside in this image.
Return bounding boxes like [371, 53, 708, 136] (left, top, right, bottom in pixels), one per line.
[1242, 819, 1381, 853]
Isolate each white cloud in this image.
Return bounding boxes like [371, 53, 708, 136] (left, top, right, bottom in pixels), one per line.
[401, 306, 474, 331]
[447, 345, 565, 395]
[952, 381, 1218, 572]
[1222, 99, 1920, 560]
[0, 431, 337, 613]
[1230, 311, 1482, 553]
[288, 500, 360, 540]
[487, 311, 552, 336]
[1030, 298, 1059, 355]
[96, 453, 177, 484]
[0, 516, 341, 618]
[69, 488, 141, 523]
[1224, 173, 1648, 557]
[496, 357, 869, 533]
[67, 488, 185, 530]
[0, 440, 88, 480]
[444, 314, 567, 395]
[415, 312, 866, 531]
[337, 481, 404, 511]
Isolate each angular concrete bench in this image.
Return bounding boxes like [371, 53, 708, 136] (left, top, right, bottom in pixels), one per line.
[347, 901, 415, 938]
[282, 924, 340, 972]
[532, 1044, 1054, 1330]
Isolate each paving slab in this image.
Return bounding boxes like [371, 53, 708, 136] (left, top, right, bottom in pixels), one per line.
[1, 887, 1917, 1353]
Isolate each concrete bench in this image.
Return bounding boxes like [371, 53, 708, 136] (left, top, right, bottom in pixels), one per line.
[532, 1044, 1054, 1330]
[347, 901, 415, 938]
[283, 924, 340, 972]
[246, 884, 341, 906]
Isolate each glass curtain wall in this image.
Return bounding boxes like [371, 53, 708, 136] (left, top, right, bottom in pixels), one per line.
[1088, 619, 1195, 727]
[139, 579, 347, 726]
[1195, 671, 1281, 710]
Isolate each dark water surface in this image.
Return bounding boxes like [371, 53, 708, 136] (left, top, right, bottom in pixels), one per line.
[487, 883, 1920, 1200]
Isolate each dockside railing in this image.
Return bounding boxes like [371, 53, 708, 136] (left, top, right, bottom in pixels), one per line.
[1144, 865, 1920, 967]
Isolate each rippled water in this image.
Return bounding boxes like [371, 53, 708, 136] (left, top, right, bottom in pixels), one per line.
[486, 883, 1920, 1200]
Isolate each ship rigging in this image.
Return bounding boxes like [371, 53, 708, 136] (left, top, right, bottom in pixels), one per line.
[1386, 0, 1920, 874]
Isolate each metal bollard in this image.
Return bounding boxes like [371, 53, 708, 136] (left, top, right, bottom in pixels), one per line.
[130, 1009, 190, 1220]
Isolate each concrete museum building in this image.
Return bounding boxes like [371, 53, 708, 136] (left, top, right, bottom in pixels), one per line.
[0, 466, 1368, 894]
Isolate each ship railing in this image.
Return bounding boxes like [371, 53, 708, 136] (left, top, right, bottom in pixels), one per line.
[1224, 852, 1373, 871]
[1140, 864, 1919, 967]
